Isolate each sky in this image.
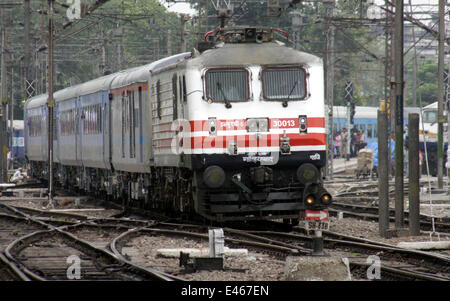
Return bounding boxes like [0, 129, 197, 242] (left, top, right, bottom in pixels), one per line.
[159, 0, 443, 21]
[160, 0, 198, 16]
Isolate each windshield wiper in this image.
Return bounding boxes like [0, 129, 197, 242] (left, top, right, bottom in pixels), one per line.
[283, 80, 299, 107]
[217, 82, 232, 109]
[283, 80, 298, 107]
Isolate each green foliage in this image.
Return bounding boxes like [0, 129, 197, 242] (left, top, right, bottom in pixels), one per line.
[5, 0, 185, 119]
[5, 0, 386, 119]
[405, 58, 446, 107]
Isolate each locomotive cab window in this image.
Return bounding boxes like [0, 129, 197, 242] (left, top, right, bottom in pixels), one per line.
[205, 68, 249, 102]
[262, 66, 307, 101]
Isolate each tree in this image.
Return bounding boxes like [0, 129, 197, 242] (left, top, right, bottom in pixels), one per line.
[405, 58, 446, 107]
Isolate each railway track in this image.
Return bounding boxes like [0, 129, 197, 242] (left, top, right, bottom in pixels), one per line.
[222, 227, 450, 281]
[329, 202, 450, 232]
[107, 220, 450, 281]
[0, 203, 180, 281]
[0, 252, 30, 281]
[1, 182, 449, 281]
[5, 229, 175, 281]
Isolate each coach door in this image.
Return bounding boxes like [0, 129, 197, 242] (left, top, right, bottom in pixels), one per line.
[137, 87, 143, 163]
[54, 105, 59, 163]
[41, 106, 48, 160]
[76, 97, 82, 164]
[102, 92, 110, 169]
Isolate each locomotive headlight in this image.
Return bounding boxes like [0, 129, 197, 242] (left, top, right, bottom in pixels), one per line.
[317, 186, 332, 205]
[246, 119, 259, 132]
[299, 115, 307, 134]
[209, 117, 217, 136]
[305, 195, 315, 205]
[246, 118, 269, 132]
[258, 118, 268, 132]
[321, 193, 332, 205]
[203, 165, 226, 188]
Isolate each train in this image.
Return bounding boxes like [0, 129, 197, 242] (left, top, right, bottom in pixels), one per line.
[332, 102, 448, 176]
[7, 120, 26, 169]
[332, 105, 420, 147]
[24, 27, 332, 222]
[418, 101, 448, 176]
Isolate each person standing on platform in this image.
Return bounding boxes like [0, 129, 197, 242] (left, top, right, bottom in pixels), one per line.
[341, 128, 349, 160]
[334, 131, 342, 158]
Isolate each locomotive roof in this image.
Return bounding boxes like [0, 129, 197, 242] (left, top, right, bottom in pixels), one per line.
[423, 101, 437, 110]
[188, 41, 322, 67]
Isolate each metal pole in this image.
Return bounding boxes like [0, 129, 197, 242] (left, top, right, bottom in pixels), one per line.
[408, 113, 420, 236]
[437, 0, 445, 189]
[393, 0, 404, 228]
[1, 8, 8, 182]
[312, 230, 324, 256]
[47, 0, 55, 202]
[24, 0, 32, 98]
[9, 63, 13, 160]
[100, 37, 106, 75]
[385, 0, 394, 179]
[180, 14, 187, 53]
[324, 0, 335, 179]
[167, 29, 172, 56]
[378, 110, 389, 238]
[408, 0, 417, 108]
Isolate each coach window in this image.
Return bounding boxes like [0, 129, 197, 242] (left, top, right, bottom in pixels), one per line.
[262, 66, 307, 101]
[156, 80, 162, 119]
[205, 68, 249, 102]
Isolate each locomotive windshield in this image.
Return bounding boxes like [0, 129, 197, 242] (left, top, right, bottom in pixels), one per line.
[205, 68, 249, 102]
[262, 67, 306, 101]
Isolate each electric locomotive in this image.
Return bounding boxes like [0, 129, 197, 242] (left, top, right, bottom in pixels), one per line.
[24, 27, 332, 222]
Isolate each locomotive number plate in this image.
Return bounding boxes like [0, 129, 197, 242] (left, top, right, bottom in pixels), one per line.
[305, 220, 330, 231]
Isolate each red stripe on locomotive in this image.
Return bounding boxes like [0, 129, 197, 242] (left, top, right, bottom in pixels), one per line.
[188, 117, 325, 132]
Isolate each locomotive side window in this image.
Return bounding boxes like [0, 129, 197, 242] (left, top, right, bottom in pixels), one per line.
[156, 80, 162, 119]
[172, 74, 178, 119]
[262, 67, 306, 101]
[182, 75, 187, 103]
[205, 68, 249, 102]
